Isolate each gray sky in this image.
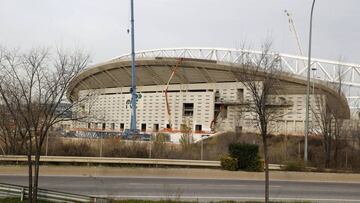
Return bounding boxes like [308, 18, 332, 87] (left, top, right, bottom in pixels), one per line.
[0, 0, 359, 65]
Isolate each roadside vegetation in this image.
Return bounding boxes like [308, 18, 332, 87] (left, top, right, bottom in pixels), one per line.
[112, 200, 312, 203]
[221, 143, 263, 172]
[17, 131, 358, 172]
[0, 198, 50, 203]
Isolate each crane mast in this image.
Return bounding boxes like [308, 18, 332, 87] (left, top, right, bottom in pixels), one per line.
[284, 10, 304, 57]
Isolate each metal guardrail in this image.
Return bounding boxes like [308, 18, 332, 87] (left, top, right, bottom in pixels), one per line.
[0, 182, 108, 202]
[0, 155, 282, 170]
[0, 155, 220, 167]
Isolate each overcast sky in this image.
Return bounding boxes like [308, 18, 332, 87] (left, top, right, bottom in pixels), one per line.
[0, 0, 359, 65]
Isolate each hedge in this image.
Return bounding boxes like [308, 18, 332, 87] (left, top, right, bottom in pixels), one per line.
[229, 143, 262, 172]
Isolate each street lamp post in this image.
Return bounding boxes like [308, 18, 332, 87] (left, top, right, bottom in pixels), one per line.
[45, 134, 49, 156]
[201, 138, 204, 160]
[304, 0, 316, 163]
[149, 134, 153, 158]
[130, 0, 137, 131]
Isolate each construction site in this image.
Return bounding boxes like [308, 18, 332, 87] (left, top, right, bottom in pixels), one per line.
[62, 9, 360, 144]
[66, 48, 352, 143]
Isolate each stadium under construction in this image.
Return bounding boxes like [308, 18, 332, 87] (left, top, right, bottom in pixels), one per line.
[66, 48, 356, 143]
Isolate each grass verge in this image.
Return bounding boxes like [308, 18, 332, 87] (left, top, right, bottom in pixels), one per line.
[0, 197, 312, 203]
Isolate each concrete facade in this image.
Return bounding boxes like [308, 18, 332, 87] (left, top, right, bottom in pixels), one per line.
[75, 82, 329, 137]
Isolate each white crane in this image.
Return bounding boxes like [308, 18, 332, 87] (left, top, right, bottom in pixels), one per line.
[285, 10, 316, 71]
[284, 10, 305, 58]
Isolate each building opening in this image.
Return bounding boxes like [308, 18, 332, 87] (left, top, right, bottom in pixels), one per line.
[153, 124, 159, 132]
[183, 103, 194, 116]
[141, 123, 146, 132]
[214, 103, 221, 116]
[120, 123, 124, 131]
[195, 124, 202, 132]
[221, 106, 228, 118]
[237, 88, 244, 102]
[102, 123, 106, 130]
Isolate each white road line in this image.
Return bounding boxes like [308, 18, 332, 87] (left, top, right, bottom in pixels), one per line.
[127, 182, 282, 188]
[128, 183, 248, 187]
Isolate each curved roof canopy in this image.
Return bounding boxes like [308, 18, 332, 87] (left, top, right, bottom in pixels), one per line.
[67, 57, 350, 119]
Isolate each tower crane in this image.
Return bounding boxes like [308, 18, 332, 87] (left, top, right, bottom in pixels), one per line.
[284, 10, 305, 57]
[285, 10, 318, 70]
[285, 10, 316, 71]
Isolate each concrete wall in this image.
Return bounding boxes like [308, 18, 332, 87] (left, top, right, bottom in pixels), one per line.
[74, 81, 327, 137]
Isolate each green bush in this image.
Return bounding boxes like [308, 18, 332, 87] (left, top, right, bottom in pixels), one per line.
[244, 155, 263, 172]
[229, 143, 262, 171]
[220, 155, 238, 171]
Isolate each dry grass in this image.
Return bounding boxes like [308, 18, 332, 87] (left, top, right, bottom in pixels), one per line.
[31, 131, 360, 171]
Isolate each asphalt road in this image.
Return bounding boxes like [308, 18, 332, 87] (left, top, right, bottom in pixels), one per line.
[1, 175, 360, 202]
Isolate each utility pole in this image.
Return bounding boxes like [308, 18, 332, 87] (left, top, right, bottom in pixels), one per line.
[201, 138, 204, 160]
[304, 0, 316, 163]
[45, 134, 49, 156]
[130, 0, 137, 131]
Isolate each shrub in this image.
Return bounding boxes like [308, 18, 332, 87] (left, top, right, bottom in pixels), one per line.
[152, 133, 168, 158]
[229, 143, 262, 171]
[257, 159, 264, 172]
[220, 155, 238, 171]
[283, 160, 306, 171]
[50, 140, 95, 157]
[179, 133, 193, 150]
[155, 133, 170, 142]
[104, 140, 148, 158]
[244, 155, 263, 172]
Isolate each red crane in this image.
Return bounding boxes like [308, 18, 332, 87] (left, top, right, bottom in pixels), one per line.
[164, 58, 184, 130]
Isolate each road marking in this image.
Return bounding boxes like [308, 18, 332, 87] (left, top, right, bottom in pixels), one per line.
[97, 195, 360, 202]
[128, 183, 248, 187]
[127, 182, 281, 188]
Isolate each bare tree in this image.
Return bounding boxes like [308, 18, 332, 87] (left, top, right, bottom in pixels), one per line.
[179, 123, 193, 149]
[332, 62, 345, 168]
[0, 46, 90, 203]
[234, 43, 283, 203]
[311, 62, 346, 168]
[312, 93, 333, 168]
[0, 103, 26, 155]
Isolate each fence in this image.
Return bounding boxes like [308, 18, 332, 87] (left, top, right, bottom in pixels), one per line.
[0, 182, 108, 202]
